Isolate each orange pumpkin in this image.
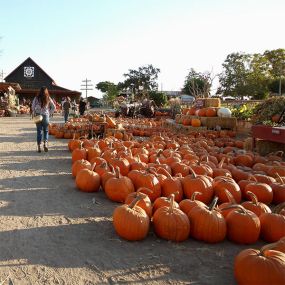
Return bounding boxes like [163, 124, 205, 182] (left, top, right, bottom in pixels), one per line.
[113, 197, 150, 241]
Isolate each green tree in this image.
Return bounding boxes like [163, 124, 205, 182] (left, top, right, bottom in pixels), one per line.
[119, 64, 160, 99]
[246, 53, 270, 99]
[218, 52, 252, 99]
[182, 68, 212, 98]
[96, 81, 119, 106]
[149, 91, 167, 107]
[264, 49, 285, 95]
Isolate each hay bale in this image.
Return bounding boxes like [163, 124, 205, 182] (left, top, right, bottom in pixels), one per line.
[204, 98, 221, 108]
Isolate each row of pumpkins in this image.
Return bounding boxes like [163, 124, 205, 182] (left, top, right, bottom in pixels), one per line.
[182, 107, 232, 118]
[68, 124, 285, 284]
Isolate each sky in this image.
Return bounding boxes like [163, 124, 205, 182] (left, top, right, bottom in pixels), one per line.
[0, 0, 285, 98]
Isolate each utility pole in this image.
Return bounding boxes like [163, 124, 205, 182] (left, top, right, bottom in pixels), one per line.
[80, 78, 93, 99]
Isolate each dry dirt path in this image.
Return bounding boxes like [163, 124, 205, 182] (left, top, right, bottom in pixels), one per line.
[0, 116, 262, 285]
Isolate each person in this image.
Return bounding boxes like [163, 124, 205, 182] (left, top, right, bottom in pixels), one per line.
[79, 97, 86, 116]
[32, 86, 56, 153]
[62, 96, 71, 123]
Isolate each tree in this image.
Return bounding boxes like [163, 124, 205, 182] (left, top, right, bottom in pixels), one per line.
[149, 91, 167, 107]
[264, 49, 285, 95]
[119, 64, 160, 99]
[96, 81, 119, 106]
[218, 52, 252, 99]
[182, 68, 213, 98]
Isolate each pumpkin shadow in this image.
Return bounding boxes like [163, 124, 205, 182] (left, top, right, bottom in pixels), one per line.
[0, 220, 257, 284]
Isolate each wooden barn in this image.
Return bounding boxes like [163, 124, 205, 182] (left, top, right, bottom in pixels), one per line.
[4, 57, 81, 103]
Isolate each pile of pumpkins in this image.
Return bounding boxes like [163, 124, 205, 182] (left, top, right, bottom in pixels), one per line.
[68, 125, 285, 284]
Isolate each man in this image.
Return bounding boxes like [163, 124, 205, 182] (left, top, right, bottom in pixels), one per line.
[79, 97, 87, 116]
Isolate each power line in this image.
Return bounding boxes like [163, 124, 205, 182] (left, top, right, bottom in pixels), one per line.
[80, 78, 93, 98]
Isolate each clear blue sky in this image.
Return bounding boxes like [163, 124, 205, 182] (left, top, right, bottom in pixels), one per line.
[0, 0, 284, 97]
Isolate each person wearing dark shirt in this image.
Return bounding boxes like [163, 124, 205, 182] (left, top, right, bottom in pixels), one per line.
[63, 97, 71, 123]
[79, 97, 86, 116]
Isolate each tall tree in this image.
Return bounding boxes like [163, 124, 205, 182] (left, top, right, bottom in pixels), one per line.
[218, 52, 252, 99]
[96, 81, 119, 105]
[264, 49, 285, 95]
[182, 68, 213, 98]
[119, 64, 160, 99]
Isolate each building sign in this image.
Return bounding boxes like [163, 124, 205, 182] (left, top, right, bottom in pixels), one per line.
[24, 66, 34, 78]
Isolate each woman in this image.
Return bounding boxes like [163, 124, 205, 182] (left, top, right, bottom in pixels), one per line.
[32, 86, 56, 153]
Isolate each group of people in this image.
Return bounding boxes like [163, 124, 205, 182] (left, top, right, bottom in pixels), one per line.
[31, 86, 88, 153]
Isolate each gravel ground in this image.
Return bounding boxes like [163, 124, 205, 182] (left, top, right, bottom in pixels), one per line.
[0, 116, 264, 285]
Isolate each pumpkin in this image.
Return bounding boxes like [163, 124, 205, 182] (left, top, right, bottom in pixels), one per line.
[241, 191, 272, 217]
[268, 237, 285, 253]
[205, 107, 217, 117]
[109, 157, 130, 176]
[152, 194, 190, 242]
[125, 189, 152, 218]
[71, 159, 91, 178]
[75, 164, 101, 192]
[213, 177, 241, 203]
[225, 205, 260, 244]
[244, 182, 273, 204]
[191, 118, 202, 127]
[188, 197, 227, 243]
[113, 197, 150, 241]
[160, 169, 184, 202]
[105, 167, 135, 203]
[271, 175, 285, 204]
[182, 168, 214, 204]
[218, 189, 238, 218]
[217, 107, 231, 118]
[259, 202, 285, 242]
[71, 143, 87, 164]
[152, 195, 179, 215]
[130, 170, 161, 202]
[179, 192, 206, 215]
[234, 244, 285, 285]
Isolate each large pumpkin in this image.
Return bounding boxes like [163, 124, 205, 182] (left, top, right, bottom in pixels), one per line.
[182, 168, 214, 204]
[152, 194, 190, 242]
[234, 244, 285, 285]
[188, 197, 227, 243]
[113, 197, 150, 241]
[226, 205, 260, 244]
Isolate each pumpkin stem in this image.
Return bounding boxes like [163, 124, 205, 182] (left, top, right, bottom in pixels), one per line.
[259, 242, 280, 256]
[224, 189, 237, 204]
[273, 202, 285, 214]
[188, 166, 197, 178]
[190, 191, 202, 201]
[168, 194, 175, 213]
[218, 157, 225, 169]
[209, 196, 219, 211]
[276, 173, 284, 184]
[91, 162, 96, 172]
[220, 204, 248, 215]
[246, 191, 259, 206]
[114, 166, 121, 178]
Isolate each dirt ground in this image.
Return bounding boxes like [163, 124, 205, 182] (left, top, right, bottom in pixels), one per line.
[0, 116, 264, 285]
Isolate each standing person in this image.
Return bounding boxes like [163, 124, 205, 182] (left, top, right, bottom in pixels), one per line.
[32, 86, 56, 153]
[62, 97, 71, 123]
[79, 97, 86, 116]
